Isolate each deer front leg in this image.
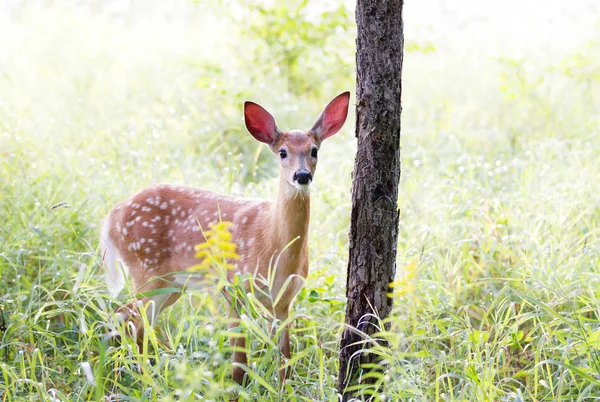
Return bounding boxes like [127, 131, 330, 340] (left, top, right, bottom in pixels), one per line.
[275, 308, 291, 381]
[228, 308, 248, 386]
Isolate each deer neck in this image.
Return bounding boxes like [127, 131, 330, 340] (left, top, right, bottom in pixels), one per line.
[267, 174, 310, 250]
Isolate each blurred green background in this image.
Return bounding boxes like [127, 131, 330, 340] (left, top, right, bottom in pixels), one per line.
[1, 0, 599, 400]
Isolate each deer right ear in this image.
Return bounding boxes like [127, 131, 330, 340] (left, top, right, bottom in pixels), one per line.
[244, 101, 280, 144]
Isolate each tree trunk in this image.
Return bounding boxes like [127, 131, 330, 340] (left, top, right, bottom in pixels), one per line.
[338, 0, 404, 399]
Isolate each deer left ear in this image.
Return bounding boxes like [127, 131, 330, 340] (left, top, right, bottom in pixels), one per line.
[309, 91, 350, 141]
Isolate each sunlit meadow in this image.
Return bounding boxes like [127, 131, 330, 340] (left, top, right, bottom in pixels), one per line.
[1, 1, 599, 400]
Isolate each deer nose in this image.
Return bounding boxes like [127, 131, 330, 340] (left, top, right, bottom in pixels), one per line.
[293, 170, 312, 185]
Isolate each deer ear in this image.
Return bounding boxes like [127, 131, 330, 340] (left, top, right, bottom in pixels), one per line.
[310, 91, 350, 141]
[244, 101, 280, 144]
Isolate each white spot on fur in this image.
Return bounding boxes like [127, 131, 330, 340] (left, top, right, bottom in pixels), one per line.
[128, 242, 141, 251]
[160, 202, 168, 209]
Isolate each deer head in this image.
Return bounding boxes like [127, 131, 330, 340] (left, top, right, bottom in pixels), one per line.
[244, 92, 350, 195]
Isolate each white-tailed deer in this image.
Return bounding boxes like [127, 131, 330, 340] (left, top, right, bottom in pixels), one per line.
[100, 92, 350, 385]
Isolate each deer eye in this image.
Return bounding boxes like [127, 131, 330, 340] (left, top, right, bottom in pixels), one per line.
[279, 149, 287, 159]
[311, 148, 318, 158]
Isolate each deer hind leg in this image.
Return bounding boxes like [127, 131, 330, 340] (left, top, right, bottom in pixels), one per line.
[115, 277, 181, 350]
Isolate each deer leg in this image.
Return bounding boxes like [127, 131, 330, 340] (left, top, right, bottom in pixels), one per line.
[227, 304, 248, 386]
[115, 290, 181, 350]
[274, 308, 291, 381]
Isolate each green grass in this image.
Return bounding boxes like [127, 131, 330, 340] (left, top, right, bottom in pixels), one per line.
[1, 1, 600, 401]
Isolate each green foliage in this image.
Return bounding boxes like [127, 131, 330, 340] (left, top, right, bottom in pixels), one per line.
[232, 0, 353, 98]
[1, 1, 600, 401]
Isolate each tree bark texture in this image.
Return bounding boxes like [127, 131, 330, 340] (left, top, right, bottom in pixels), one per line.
[338, 0, 403, 399]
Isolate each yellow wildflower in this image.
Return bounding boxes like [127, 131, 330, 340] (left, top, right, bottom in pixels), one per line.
[189, 221, 240, 273]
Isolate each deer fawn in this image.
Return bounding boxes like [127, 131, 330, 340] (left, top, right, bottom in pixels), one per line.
[100, 91, 350, 385]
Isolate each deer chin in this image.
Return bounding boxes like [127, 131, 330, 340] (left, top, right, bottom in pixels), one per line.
[285, 181, 310, 199]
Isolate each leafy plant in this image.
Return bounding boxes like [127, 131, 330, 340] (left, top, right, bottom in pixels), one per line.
[233, 0, 353, 98]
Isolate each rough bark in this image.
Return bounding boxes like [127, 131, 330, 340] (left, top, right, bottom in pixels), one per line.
[338, 0, 403, 399]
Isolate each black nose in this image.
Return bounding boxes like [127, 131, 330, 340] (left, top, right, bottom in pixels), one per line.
[293, 170, 312, 185]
